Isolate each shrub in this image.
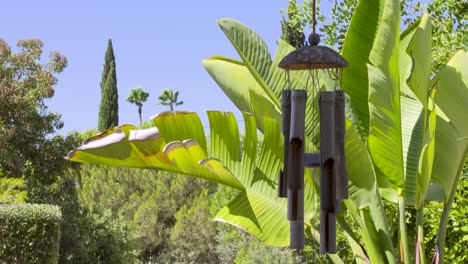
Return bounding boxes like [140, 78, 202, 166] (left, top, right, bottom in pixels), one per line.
[0, 203, 61, 263]
[0, 174, 27, 203]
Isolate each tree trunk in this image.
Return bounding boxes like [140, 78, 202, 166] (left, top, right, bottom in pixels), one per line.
[138, 106, 142, 125]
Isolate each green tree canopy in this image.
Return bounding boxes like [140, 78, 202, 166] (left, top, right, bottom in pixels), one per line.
[0, 38, 67, 177]
[0, 38, 82, 204]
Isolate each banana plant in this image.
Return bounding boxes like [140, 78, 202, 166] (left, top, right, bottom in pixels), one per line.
[203, 17, 394, 264]
[67, 0, 467, 263]
[201, 0, 467, 262]
[203, 17, 397, 264]
[340, 1, 467, 262]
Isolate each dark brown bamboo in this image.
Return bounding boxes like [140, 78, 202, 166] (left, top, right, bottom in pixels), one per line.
[287, 89, 306, 249]
[319, 91, 337, 254]
[279, 90, 292, 198]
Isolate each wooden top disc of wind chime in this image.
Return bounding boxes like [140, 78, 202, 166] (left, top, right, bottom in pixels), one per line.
[278, 33, 349, 70]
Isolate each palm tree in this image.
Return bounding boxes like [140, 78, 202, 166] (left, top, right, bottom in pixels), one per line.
[158, 89, 183, 111]
[126, 87, 149, 125]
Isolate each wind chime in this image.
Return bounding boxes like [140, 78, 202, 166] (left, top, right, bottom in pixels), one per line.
[277, 0, 349, 254]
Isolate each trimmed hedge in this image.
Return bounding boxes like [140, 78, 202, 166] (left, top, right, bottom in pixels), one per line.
[0, 204, 61, 264]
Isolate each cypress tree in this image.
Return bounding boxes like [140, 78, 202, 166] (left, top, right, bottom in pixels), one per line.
[98, 38, 119, 131]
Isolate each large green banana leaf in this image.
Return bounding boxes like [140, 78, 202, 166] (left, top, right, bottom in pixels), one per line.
[341, 0, 405, 196]
[202, 56, 281, 131]
[340, 0, 380, 137]
[344, 116, 395, 264]
[206, 20, 334, 138]
[217, 18, 279, 107]
[399, 14, 432, 105]
[398, 14, 436, 208]
[343, 0, 440, 209]
[67, 112, 244, 190]
[430, 51, 468, 199]
[366, 0, 404, 194]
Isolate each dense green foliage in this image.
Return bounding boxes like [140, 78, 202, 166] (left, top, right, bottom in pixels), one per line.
[406, 0, 468, 72]
[0, 204, 61, 263]
[280, 0, 306, 48]
[381, 174, 468, 264]
[91, 164, 329, 262]
[320, 0, 355, 51]
[77, 164, 216, 261]
[126, 87, 150, 125]
[283, 0, 467, 76]
[26, 134, 82, 203]
[0, 38, 67, 178]
[98, 38, 119, 131]
[54, 166, 138, 264]
[0, 171, 27, 203]
[424, 176, 468, 263]
[73, 164, 305, 263]
[0, 38, 82, 203]
[0, 38, 110, 263]
[318, 0, 468, 74]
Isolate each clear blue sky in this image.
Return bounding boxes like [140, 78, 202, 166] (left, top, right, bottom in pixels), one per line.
[1, 0, 333, 134]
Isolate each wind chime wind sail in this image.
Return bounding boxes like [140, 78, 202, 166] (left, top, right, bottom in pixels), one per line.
[277, 0, 349, 254]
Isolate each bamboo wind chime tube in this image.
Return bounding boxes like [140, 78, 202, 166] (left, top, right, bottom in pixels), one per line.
[334, 91, 348, 201]
[287, 90, 306, 249]
[279, 90, 291, 198]
[319, 91, 337, 254]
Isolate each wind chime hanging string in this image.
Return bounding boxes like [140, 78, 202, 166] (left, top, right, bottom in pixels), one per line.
[310, 0, 319, 258]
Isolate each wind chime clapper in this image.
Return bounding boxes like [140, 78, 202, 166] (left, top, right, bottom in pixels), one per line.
[277, 31, 349, 253]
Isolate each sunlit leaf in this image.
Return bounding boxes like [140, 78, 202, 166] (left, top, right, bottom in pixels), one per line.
[366, 0, 403, 194]
[398, 14, 435, 207]
[345, 120, 378, 209]
[215, 190, 290, 247]
[67, 112, 244, 190]
[399, 14, 432, 104]
[214, 118, 316, 247]
[217, 18, 279, 107]
[207, 111, 241, 178]
[202, 57, 279, 131]
[431, 51, 468, 198]
[341, 0, 381, 137]
[153, 111, 207, 152]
